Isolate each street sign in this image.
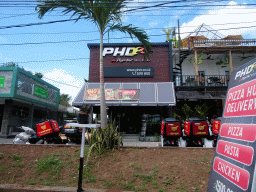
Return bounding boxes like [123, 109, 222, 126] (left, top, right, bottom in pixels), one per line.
[207, 58, 256, 192]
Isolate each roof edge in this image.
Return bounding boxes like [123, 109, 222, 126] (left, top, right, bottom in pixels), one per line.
[87, 42, 169, 49]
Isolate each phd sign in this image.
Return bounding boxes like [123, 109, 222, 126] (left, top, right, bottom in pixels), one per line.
[207, 58, 256, 192]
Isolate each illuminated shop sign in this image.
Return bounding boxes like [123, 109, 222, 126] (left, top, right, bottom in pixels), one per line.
[224, 78, 256, 117]
[103, 47, 145, 57]
[84, 89, 140, 101]
[104, 67, 153, 78]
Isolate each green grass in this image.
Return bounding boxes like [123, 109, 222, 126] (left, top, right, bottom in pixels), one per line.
[101, 179, 115, 188]
[151, 180, 158, 189]
[36, 154, 62, 179]
[0, 166, 6, 173]
[176, 182, 188, 192]
[123, 183, 134, 190]
[17, 162, 24, 167]
[189, 159, 199, 165]
[87, 175, 97, 183]
[201, 155, 211, 163]
[165, 176, 171, 186]
[0, 153, 4, 159]
[25, 180, 39, 185]
[136, 183, 147, 191]
[44, 181, 52, 186]
[115, 173, 126, 181]
[131, 163, 142, 170]
[13, 154, 23, 161]
[159, 187, 165, 192]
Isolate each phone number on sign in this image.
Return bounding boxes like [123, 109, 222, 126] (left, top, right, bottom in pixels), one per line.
[214, 180, 233, 192]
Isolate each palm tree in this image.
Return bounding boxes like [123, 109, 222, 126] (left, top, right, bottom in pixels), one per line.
[36, 0, 151, 130]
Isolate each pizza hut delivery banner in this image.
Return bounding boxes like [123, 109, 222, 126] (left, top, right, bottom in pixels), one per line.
[84, 89, 140, 101]
[207, 58, 256, 192]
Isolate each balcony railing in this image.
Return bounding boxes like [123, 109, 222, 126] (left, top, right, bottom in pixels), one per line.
[192, 39, 256, 48]
[174, 75, 230, 87]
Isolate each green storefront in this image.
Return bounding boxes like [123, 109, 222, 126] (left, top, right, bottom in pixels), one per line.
[0, 66, 60, 137]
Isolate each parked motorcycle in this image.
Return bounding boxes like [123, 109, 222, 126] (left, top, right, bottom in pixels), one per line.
[183, 117, 213, 147]
[211, 117, 222, 147]
[13, 120, 65, 144]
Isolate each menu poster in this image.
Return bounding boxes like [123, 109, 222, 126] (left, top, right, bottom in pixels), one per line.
[84, 89, 140, 101]
[207, 58, 256, 192]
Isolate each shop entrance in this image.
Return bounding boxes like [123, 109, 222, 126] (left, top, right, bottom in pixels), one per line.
[108, 106, 168, 135]
[0, 105, 4, 132]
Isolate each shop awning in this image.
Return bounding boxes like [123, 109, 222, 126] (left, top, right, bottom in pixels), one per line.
[72, 82, 176, 107]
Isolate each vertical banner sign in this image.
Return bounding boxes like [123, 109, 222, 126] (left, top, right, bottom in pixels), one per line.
[207, 58, 256, 192]
[0, 76, 5, 88]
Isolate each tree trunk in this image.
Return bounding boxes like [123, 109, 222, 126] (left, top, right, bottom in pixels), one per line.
[229, 49, 233, 75]
[99, 31, 107, 130]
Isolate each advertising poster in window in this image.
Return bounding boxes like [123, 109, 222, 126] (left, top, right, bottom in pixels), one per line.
[84, 89, 140, 101]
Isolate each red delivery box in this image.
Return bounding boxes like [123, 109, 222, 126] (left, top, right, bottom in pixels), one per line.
[36, 120, 60, 137]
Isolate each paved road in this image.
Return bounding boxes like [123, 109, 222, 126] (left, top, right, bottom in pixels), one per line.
[0, 134, 161, 147]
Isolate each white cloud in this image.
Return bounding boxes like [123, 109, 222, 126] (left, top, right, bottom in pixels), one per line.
[149, 21, 159, 27]
[42, 69, 84, 104]
[180, 1, 256, 39]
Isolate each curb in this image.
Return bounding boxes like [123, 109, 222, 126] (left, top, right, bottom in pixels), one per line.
[0, 184, 135, 192]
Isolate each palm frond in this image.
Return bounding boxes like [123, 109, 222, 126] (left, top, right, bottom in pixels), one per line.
[107, 24, 152, 59]
[36, 0, 126, 32]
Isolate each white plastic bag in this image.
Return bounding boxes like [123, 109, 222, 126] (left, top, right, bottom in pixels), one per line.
[13, 137, 26, 144]
[14, 132, 30, 142]
[22, 126, 36, 135]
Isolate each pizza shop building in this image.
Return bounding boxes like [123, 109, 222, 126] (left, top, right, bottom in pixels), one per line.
[72, 42, 176, 136]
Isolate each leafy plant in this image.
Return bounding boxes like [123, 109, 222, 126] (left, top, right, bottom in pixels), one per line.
[87, 121, 122, 154]
[195, 103, 210, 119]
[174, 103, 211, 122]
[216, 52, 229, 68]
[174, 103, 193, 123]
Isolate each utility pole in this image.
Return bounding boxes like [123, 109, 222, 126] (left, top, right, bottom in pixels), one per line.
[178, 19, 182, 85]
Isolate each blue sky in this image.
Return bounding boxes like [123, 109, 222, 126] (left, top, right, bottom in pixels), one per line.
[0, 0, 255, 103]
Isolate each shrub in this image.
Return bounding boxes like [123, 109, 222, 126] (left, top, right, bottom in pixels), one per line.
[87, 121, 122, 154]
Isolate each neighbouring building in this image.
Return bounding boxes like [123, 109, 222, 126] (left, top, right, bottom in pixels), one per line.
[0, 65, 61, 137]
[173, 23, 256, 121]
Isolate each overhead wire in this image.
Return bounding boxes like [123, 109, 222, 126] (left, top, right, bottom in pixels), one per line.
[1, 20, 256, 36]
[42, 76, 82, 88]
[0, 24, 255, 46]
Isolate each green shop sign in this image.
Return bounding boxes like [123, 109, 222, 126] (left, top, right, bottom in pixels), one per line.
[33, 85, 48, 99]
[0, 76, 5, 88]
